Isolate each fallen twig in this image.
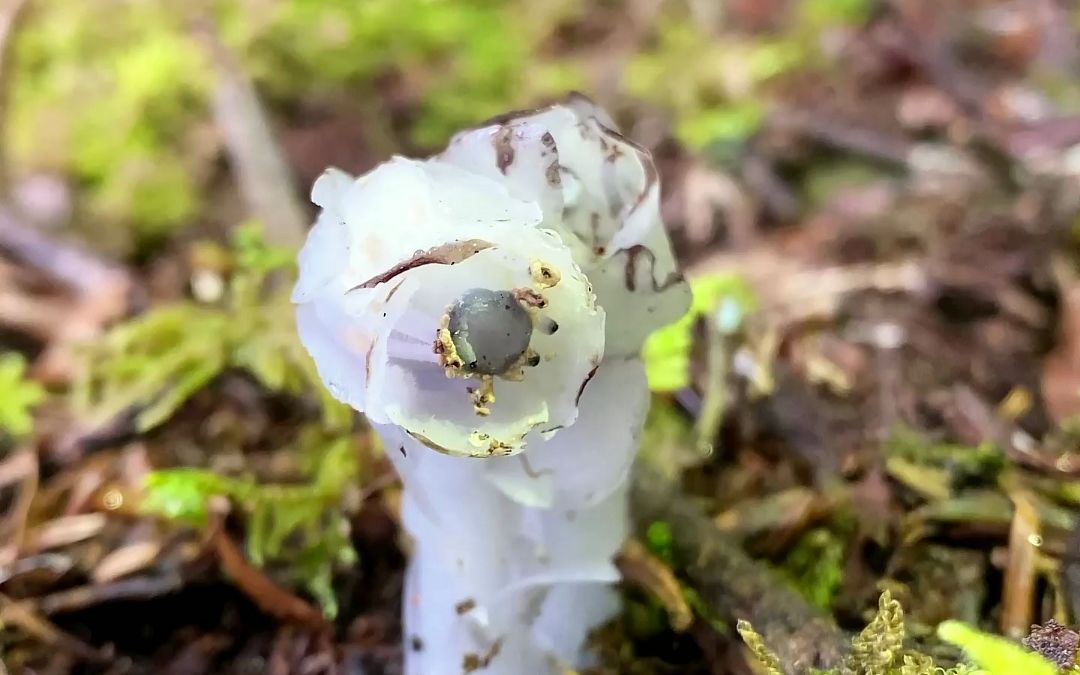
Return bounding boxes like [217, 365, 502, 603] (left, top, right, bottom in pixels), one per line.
[0, 592, 108, 664]
[616, 538, 694, 632]
[22, 513, 107, 553]
[35, 573, 185, 615]
[769, 106, 913, 167]
[210, 519, 328, 627]
[1001, 490, 1040, 639]
[0, 448, 38, 568]
[0, 207, 130, 300]
[192, 19, 307, 249]
[0, 207, 133, 382]
[630, 462, 849, 674]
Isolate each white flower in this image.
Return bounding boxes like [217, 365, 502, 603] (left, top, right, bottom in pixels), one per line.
[294, 94, 689, 674]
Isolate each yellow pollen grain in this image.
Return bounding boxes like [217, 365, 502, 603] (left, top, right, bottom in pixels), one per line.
[530, 260, 560, 289]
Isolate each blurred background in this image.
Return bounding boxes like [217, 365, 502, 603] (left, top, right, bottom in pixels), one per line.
[2, 0, 1080, 673]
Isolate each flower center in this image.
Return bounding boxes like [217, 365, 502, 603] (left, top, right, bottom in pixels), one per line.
[447, 288, 534, 376]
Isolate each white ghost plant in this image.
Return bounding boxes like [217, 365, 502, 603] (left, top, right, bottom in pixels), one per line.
[294, 94, 690, 674]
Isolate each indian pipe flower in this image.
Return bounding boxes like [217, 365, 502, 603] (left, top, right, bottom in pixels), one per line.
[294, 93, 689, 674]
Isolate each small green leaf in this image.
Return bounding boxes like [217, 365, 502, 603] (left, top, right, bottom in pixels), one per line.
[642, 274, 757, 392]
[938, 621, 1059, 675]
[676, 103, 764, 149]
[142, 468, 235, 525]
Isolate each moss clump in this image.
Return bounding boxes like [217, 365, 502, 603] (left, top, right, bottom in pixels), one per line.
[8, 0, 588, 250]
[77, 225, 357, 617]
[737, 619, 783, 675]
[779, 527, 846, 612]
[72, 224, 350, 432]
[142, 431, 359, 618]
[737, 591, 996, 674]
[9, 1, 207, 247]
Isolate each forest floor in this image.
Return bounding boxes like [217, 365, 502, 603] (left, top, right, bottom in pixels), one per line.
[3, 1, 1080, 674]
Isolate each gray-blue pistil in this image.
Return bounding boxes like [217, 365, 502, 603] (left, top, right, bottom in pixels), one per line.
[448, 288, 534, 375]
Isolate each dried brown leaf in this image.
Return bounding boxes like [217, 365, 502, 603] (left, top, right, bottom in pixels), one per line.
[212, 523, 327, 627]
[91, 540, 163, 584]
[616, 538, 693, 632]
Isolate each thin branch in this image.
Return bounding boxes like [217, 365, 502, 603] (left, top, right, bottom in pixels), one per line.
[0, 448, 37, 568]
[0, 206, 133, 381]
[34, 574, 185, 615]
[769, 106, 913, 167]
[192, 19, 307, 249]
[0, 592, 108, 664]
[0, 207, 130, 299]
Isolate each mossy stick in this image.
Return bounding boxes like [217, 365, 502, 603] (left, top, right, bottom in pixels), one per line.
[631, 462, 849, 673]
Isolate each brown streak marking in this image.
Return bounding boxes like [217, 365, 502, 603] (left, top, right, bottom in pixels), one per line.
[545, 161, 561, 187]
[519, 453, 553, 480]
[494, 126, 515, 174]
[621, 245, 685, 293]
[460, 94, 661, 240]
[364, 336, 377, 384]
[575, 362, 600, 406]
[407, 431, 456, 456]
[350, 239, 493, 291]
[469, 89, 596, 129]
[384, 278, 406, 302]
[462, 637, 504, 673]
[455, 598, 476, 615]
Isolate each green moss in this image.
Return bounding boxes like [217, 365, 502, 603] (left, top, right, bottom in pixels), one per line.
[737, 619, 783, 675]
[846, 590, 907, 674]
[9, 0, 585, 246]
[142, 432, 359, 617]
[884, 426, 1004, 494]
[623, 19, 772, 149]
[676, 103, 766, 149]
[9, 1, 207, 245]
[779, 528, 845, 612]
[76, 225, 356, 616]
[796, 0, 873, 27]
[623, 14, 807, 150]
[227, 0, 583, 148]
[72, 224, 351, 433]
